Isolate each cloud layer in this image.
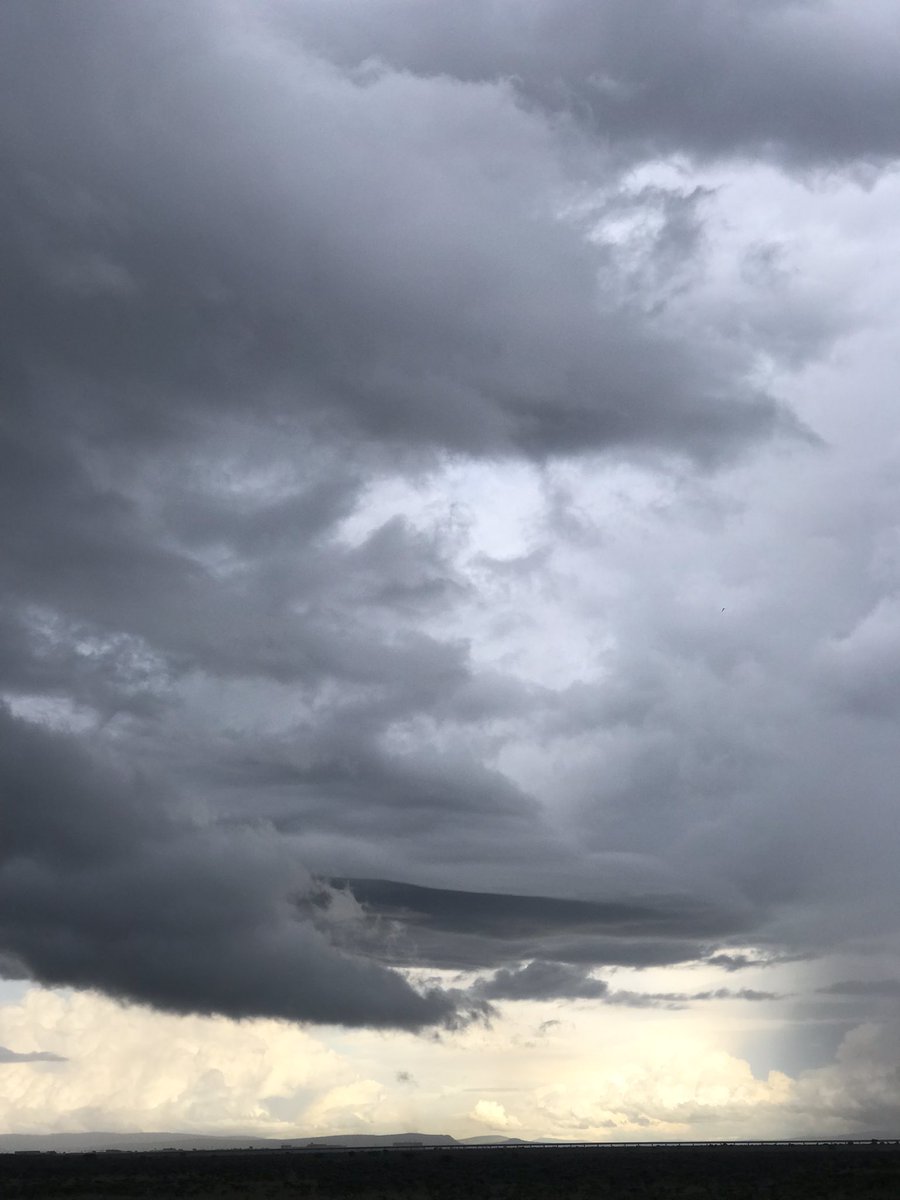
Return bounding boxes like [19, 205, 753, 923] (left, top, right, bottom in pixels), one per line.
[1, 4, 900, 1129]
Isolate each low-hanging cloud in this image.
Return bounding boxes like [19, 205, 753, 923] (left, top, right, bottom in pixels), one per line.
[0, 706, 485, 1030]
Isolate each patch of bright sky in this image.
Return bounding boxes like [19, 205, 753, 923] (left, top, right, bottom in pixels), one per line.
[2, 693, 99, 736]
[329, 161, 900, 702]
[1, 970, 887, 1140]
[0, 980, 29, 1007]
[336, 459, 543, 561]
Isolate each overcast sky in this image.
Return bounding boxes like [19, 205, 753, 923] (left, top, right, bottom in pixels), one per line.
[2, 0, 900, 1141]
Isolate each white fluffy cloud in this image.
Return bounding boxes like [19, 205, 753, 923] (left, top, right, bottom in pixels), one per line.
[469, 1099, 522, 1131]
[2, 975, 898, 1140]
[0, 988, 351, 1135]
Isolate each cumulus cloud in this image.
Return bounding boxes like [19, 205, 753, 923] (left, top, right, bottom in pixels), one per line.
[0, 987, 359, 1135]
[469, 1099, 522, 1132]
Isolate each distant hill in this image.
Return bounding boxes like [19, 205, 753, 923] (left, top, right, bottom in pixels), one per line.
[282, 1132, 457, 1149]
[459, 1135, 527, 1145]
[0, 1130, 528, 1154]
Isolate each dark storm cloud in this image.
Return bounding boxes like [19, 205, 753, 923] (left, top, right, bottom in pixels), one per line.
[0, 0, 794, 735]
[0, 706, 486, 1030]
[381, 931, 717, 974]
[0, 0, 784, 471]
[330, 878, 756, 973]
[0, 1047, 66, 1064]
[342, 877, 738, 939]
[0, 0, 878, 1036]
[285, 0, 900, 168]
[234, 739, 536, 831]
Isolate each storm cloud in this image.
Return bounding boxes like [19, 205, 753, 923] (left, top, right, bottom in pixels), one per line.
[0, 0, 784, 467]
[286, 0, 900, 168]
[0, 705, 480, 1029]
[1, 0, 900, 1064]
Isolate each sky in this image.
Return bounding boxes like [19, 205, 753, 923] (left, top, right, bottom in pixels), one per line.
[2, 0, 900, 1142]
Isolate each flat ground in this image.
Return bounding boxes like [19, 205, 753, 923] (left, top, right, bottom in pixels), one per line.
[2, 1143, 899, 1199]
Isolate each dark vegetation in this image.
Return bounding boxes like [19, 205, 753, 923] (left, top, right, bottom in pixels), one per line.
[2, 1143, 899, 1199]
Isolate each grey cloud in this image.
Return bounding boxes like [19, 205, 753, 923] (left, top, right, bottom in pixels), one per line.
[0, 417, 474, 728]
[284, 0, 900, 168]
[215, 727, 548, 878]
[516, 497, 900, 958]
[332, 878, 757, 973]
[0, 0, 797, 824]
[342, 877, 737, 939]
[816, 600, 900, 719]
[706, 953, 756, 972]
[0, 1046, 66, 1064]
[704, 952, 810, 972]
[792, 1017, 900, 1137]
[818, 980, 900, 997]
[0, 0, 784, 472]
[0, 953, 29, 980]
[476, 960, 610, 1001]
[684, 987, 780, 1002]
[472, 960, 780, 1005]
[0, 706, 484, 1030]
[406, 934, 716, 974]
